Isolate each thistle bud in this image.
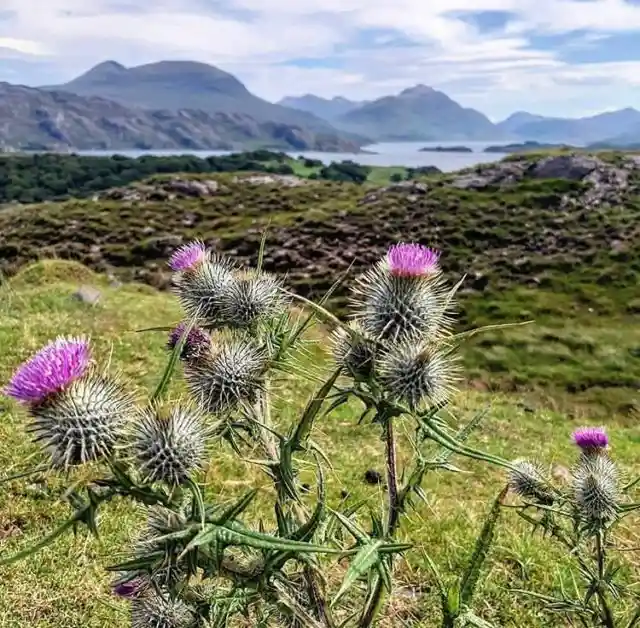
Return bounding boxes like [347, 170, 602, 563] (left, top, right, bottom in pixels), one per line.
[131, 590, 195, 628]
[377, 340, 459, 409]
[112, 573, 148, 600]
[574, 455, 619, 525]
[508, 460, 554, 505]
[184, 335, 267, 415]
[218, 270, 287, 329]
[167, 322, 211, 361]
[350, 243, 451, 343]
[172, 255, 235, 328]
[128, 403, 208, 486]
[331, 322, 377, 380]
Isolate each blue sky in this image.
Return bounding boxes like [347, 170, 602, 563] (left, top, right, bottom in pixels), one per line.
[2, 0, 640, 119]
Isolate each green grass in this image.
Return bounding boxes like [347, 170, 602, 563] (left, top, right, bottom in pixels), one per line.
[0, 261, 638, 627]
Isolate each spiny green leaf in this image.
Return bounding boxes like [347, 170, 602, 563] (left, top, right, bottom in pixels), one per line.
[332, 540, 384, 607]
[256, 224, 269, 273]
[459, 485, 508, 606]
[151, 314, 197, 401]
[330, 509, 369, 543]
[180, 523, 340, 559]
[213, 489, 259, 525]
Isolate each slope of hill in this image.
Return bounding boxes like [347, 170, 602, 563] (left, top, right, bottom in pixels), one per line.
[503, 107, 640, 143]
[334, 85, 505, 141]
[0, 83, 363, 152]
[278, 94, 365, 120]
[43, 61, 367, 142]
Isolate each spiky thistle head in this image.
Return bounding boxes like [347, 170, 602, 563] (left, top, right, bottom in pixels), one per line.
[172, 255, 236, 328]
[131, 590, 196, 628]
[387, 243, 440, 277]
[573, 427, 608, 457]
[331, 322, 377, 380]
[508, 460, 554, 505]
[168, 240, 207, 272]
[128, 403, 208, 486]
[184, 335, 267, 415]
[573, 455, 619, 526]
[350, 244, 451, 343]
[376, 341, 459, 410]
[217, 270, 288, 329]
[27, 372, 136, 470]
[167, 322, 211, 361]
[4, 336, 91, 405]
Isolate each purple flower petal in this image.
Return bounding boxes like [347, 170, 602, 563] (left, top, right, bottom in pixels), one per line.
[387, 243, 440, 277]
[4, 337, 90, 405]
[112, 577, 145, 599]
[573, 427, 608, 451]
[168, 240, 207, 272]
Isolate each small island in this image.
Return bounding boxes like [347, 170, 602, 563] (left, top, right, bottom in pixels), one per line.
[483, 141, 575, 153]
[418, 145, 473, 153]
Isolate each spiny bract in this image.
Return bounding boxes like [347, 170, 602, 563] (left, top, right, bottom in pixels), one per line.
[350, 253, 451, 343]
[331, 322, 377, 380]
[377, 340, 459, 409]
[184, 336, 267, 415]
[131, 590, 196, 628]
[28, 373, 136, 469]
[573, 455, 619, 524]
[173, 255, 235, 327]
[508, 459, 554, 505]
[217, 270, 287, 329]
[128, 403, 208, 486]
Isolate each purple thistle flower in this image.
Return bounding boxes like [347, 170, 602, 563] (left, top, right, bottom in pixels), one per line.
[112, 577, 145, 600]
[167, 322, 210, 359]
[4, 336, 90, 405]
[387, 243, 440, 277]
[168, 240, 207, 272]
[573, 427, 608, 451]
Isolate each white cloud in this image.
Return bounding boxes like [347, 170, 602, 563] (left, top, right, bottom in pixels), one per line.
[1, 0, 640, 117]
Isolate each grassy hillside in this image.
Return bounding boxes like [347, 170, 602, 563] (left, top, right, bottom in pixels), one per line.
[0, 261, 637, 628]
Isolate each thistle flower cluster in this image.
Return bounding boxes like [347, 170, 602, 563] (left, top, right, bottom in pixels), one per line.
[171, 241, 287, 331]
[508, 427, 620, 530]
[335, 242, 459, 409]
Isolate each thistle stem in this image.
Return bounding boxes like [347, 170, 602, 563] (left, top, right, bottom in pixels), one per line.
[385, 416, 401, 536]
[595, 531, 615, 628]
[358, 415, 401, 628]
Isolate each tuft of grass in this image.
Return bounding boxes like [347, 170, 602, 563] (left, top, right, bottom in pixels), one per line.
[0, 265, 637, 627]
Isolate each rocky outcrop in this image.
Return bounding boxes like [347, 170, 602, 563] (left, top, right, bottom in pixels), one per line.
[95, 178, 222, 202]
[450, 153, 640, 207]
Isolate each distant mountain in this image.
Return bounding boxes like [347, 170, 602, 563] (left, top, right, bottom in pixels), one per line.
[332, 85, 505, 141]
[42, 61, 365, 143]
[278, 95, 365, 120]
[496, 112, 554, 134]
[501, 107, 640, 144]
[0, 82, 363, 152]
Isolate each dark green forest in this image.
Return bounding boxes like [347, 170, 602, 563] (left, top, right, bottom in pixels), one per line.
[0, 150, 376, 203]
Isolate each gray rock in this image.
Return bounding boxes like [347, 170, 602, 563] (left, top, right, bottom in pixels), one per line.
[235, 174, 306, 187]
[528, 155, 600, 180]
[72, 285, 101, 305]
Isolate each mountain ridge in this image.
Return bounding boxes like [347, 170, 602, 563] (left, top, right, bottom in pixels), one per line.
[0, 82, 363, 152]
